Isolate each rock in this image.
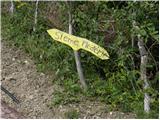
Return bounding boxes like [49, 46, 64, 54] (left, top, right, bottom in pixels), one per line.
[28, 95, 34, 100]
[24, 60, 29, 64]
[9, 78, 16, 84]
[110, 112, 113, 115]
[12, 58, 16, 61]
[40, 73, 45, 76]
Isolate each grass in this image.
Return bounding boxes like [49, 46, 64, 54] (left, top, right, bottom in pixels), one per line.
[64, 109, 80, 119]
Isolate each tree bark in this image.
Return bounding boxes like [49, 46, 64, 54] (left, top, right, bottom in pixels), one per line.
[33, 0, 39, 32]
[68, 2, 87, 90]
[10, 0, 14, 15]
[138, 37, 150, 113]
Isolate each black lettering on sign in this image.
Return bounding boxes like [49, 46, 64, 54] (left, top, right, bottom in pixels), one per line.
[55, 32, 63, 41]
[90, 46, 100, 55]
[67, 37, 73, 44]
[97, 48, 102, 55]
[74, 40, 79, 46]
[63, 36, 69, 42]
[82, 41, 89, 49]
[63, 36, 79, 47]
[82, 41, 101, 56]
[101, 51, 108, 58]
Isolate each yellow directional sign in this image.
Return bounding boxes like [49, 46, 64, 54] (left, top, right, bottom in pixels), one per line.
[47, 29, 109, 60]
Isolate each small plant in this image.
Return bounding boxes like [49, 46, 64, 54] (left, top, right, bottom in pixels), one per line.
[52, 89, 81, 105]
[65, 109, 80, 119]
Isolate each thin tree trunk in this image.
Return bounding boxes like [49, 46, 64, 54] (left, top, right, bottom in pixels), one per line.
[33, 0, 39, 32]
[138, 37, 150, 113]
[68, 2, 87, 90]
[10, 0, 14, 15]
[131, 34, 134, 48]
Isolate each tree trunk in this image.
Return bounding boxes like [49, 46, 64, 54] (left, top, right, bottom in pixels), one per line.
[138, 37, 150, 113]
[10, 0, 14, 15]
[68, 2, 87, 90]
[33, 0, 39, 32]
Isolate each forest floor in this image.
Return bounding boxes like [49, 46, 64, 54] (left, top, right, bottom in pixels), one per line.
[1, 40, 136, 119]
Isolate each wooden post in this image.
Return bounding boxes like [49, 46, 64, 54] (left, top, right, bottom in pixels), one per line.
[68, 2, 87, 90]
[138, 36, 150, 113]
[133, 20, 150, 113]
[33, 0, 39, 32]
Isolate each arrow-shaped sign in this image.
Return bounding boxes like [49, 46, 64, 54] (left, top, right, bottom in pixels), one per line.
[47, 29, 109, 60]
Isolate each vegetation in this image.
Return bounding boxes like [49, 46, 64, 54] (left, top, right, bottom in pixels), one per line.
[1, 1, 159, 118]
[64, 109, 80, 119]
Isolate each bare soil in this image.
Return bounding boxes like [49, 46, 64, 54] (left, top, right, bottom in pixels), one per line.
[1, 40, 136, 119]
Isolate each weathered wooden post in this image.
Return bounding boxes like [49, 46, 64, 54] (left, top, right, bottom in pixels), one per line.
[10, 0, 14, 15]
[133, 20, 150, 113]
[47, 3, 109, 91]
[33, 0, 39, 32]
[67, 2, 87, 90]
[138, 36, 150, 113]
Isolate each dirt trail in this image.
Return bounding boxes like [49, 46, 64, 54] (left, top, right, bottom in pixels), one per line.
[1, 40, 136, 119]
[1, 40, 56, 118]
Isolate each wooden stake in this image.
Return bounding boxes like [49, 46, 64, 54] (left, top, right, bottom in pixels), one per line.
[138, 36, 150, 113]
[10, 0, 14, 15]
[33, 0, 39, 32]
[68, 2, 87, 90]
